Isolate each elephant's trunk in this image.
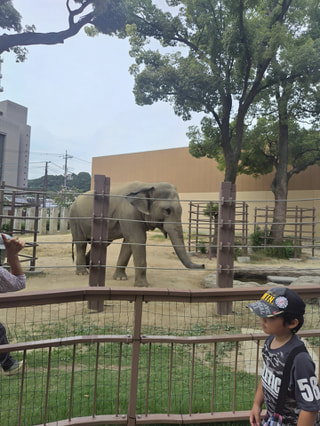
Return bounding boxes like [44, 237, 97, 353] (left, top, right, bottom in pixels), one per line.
[165, 223, 204, 269]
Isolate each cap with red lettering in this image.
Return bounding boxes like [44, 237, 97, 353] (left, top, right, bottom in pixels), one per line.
[247, 287, 305, 318]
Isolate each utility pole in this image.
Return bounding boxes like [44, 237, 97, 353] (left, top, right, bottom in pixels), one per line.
[43, 161, 50, 207]
[63, 150, 73, 187]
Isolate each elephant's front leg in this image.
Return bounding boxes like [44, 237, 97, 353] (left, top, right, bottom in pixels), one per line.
[113, 241, 131, 281]
[75, 242, 88, 275]
[131, 240, 149, 287]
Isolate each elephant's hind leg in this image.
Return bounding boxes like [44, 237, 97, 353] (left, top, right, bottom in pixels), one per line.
[113, 241, 131, 281]
[75, 242, 89, 275]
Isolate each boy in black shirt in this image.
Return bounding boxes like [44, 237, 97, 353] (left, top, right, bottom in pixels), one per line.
[248, 287, 320, 426]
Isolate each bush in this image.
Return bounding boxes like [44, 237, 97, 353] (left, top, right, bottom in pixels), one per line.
[234, 238, 242, 259]
[1, 223, 11, 233]
[197, 240, 208, 254]
[249, 226, 268, 251]
[265, 238, 301, 259]
[249, 227, 300, 259]
[203, 202, 219, 217]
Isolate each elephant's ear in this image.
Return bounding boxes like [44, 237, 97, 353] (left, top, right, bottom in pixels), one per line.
[127, 187, 155, 215]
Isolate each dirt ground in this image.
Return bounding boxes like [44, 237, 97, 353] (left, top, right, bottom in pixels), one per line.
[20, 231, 320, 293]
[22, 231, 213, 292]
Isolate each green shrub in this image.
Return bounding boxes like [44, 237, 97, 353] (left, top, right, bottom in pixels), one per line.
[197, 240, 208, 254]
[249, 227, 300, 259]
[249, 226, 268, 251]
[203, 202, 219, 217]
[234, 238, 242, 259]
[1, 223, 11, 233]
[265, 238, 301, 259]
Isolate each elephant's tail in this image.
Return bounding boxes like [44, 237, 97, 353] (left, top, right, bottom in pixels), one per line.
[72, 242, 75, 263]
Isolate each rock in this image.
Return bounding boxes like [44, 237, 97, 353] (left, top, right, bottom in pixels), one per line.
[201, 273, 216, 288]
[237, 256, 251, 263]
[202, 273, 263, 289]
[291, 276, 320, 286]
[267, 276, 297, 284]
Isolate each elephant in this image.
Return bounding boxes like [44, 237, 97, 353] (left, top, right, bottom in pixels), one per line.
[69, 181, 204, 287]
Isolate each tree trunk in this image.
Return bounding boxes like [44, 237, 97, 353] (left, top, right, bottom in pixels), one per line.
[270, 86, 290, 244]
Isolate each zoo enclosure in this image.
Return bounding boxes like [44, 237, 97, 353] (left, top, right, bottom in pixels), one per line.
[254, 205, 316, 257]
[188, 200, 318, 259]
[188, 200, 249, 259]
[1, 286, 320, 425]
[0, 180, 319, 272]
[0, 178, 320, 424]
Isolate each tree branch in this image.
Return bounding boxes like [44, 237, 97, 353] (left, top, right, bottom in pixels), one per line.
[0, 1, 94, 55]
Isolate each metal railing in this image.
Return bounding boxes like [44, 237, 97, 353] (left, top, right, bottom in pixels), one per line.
[1, 286, 320, 425]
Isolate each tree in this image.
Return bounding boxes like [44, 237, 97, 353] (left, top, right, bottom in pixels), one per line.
[28, 172, 91, 193]
[0, 0, 127, 62]
[238, 2, 320, 243]
[110, 0, 296, 184]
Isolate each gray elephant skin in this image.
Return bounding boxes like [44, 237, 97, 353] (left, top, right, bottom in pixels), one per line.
[69, 181, 204, 287]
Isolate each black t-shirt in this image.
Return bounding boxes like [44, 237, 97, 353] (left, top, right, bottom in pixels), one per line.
[261, 334, 320, 425]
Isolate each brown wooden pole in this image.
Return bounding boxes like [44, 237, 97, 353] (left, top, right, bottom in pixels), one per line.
[88, 175, 110, 311]
[216, 182, 236, 315]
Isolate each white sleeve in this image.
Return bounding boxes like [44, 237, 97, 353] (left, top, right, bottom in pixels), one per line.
[0, 266, 26, 292]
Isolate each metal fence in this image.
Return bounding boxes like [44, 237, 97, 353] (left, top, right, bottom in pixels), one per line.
[1, 286, 320, 425]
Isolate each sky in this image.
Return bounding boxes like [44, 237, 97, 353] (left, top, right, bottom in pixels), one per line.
[1, 0, 201, 180]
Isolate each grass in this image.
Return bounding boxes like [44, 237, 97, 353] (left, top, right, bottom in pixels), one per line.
[0, 320, 257, 425]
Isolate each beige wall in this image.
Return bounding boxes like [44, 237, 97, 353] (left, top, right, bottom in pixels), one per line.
[92, 147, 320, 234]
[92, 147, 320, 192]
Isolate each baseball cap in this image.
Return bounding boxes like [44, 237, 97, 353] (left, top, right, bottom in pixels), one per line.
[247, 287, 305, 318]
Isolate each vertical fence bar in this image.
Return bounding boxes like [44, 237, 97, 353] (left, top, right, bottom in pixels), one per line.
[9, 190, 15, 233]
[195, 204, 200, 253]
[29, 192, 40, 271]
[17, 349, 27, 426]
[294, 206, 298, 258]
[189, 344, 195, 416]
[312, 208, 315, 257]
[43, 347, 52, 425]
[232, 341, 239, 413]
[255, 340, 260, 392]
[167, 342, 174, 415]
[211, 342, 217, 415]
[208, 202, 213, 260]
[298, 207, 303, 258]
[128, 295, 143, 426]
[145, 343, 151, 417]
[68, 344, 77, 421]
[264, 206, 269, 247]
[92, 342, 100, 418]
[116, 342, 123, 417]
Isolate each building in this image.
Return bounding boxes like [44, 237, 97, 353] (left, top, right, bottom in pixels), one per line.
[0, 100, 30, 188]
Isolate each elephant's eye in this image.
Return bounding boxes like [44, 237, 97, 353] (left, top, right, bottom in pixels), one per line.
[165, 208, 171, 216]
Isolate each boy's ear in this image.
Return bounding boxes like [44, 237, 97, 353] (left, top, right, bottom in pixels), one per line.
[288, 318, 299, 330]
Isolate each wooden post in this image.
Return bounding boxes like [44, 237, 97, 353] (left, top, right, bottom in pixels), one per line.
[88, 175, 110, 311]
[216, 182, 236, 315]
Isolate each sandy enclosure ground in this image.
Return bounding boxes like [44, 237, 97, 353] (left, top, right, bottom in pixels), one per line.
[21, 231, 213, 292]
[18, 232, 320, 293]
